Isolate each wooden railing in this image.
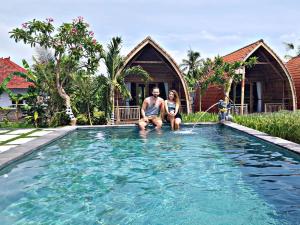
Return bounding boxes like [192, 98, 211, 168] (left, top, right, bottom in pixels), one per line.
[264, 103, 285, 113]
[230, 104, 248, 115]
[115, 106, 140, 124]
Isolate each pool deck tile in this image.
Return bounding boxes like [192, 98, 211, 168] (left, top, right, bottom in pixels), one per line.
[0, 130, 11, 134]
[0, 134, 19, 142]
[8, 129, 36, 135]
[0, 145, 19, 153]
[0, 126, 76, 170]
[27, 130, 53, 137]
[7, 137, 37, 145]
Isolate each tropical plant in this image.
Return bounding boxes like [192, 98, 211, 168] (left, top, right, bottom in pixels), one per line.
[205, 56, 257, 104]
[102, 37, 150, 124]
[284, 41, 300, 59]
[181, 50, 213, 111]
[180, 50, 203, 84]
[71, 71, 105, 125]
[234, 111, 300, 144]
[9, 17, 103, 125]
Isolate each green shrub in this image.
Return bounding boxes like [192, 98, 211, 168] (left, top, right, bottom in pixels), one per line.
[49, 112, 70, 127]
[0, 120, 34, 128]
[92, 111, 107, 125]
[234, 111, 300, 144]
[182, 112, 218, 123]
[76, 114, 89, 125]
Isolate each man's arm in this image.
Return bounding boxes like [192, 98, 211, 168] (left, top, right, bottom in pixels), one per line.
[160, 98, 165, 118]
[141, 98, 148, 119]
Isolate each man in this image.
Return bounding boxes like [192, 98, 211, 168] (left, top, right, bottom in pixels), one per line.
[139, 87, 165, 130]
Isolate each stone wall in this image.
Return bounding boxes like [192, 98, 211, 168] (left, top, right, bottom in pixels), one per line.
[0, 109, 23, 121]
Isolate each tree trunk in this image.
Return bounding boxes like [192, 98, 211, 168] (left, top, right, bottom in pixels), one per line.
[110, 87, 115, 125]
[224, 78, 233, 104]
[87, 103, 93, 126]
[199, 89, 202, 112]
[56, 72, 76, 126]
[15, 100, 19, 121]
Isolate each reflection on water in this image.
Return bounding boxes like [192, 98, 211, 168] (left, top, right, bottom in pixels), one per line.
[0, 125, 299, 225]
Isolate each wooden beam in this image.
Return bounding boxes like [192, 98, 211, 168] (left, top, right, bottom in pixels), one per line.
[249, 82, 253, 113]
[240, 68, 246, 115]
[255, 62, 270, 65]
[258, 50, 285, 80]
[133, 61, 164, 64]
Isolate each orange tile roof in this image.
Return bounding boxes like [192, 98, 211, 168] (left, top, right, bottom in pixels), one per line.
[0, 57, 33, 89]
[286, 56, 300, 108]
[223, 39, 263, 63]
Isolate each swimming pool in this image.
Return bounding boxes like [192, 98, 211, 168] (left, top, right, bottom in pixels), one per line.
[0, 125, 299, 225]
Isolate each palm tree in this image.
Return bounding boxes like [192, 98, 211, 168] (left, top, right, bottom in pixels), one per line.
[284, 42, 300, 59]
[180, 50, 203, 83]
[102, 37, 150, 124]
[180, 50, 206, 111]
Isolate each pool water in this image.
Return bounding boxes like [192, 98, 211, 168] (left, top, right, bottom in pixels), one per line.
[0, 125, 300, 225]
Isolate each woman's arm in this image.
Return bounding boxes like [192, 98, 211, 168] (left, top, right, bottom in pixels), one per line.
[164, 100, 169, 114]
[175, 102, 179, 115]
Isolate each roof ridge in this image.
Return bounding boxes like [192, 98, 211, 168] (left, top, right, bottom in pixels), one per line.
[222, 39, 263, 58]
[287, 55, 300, 62]
[0, 57, 26, 72]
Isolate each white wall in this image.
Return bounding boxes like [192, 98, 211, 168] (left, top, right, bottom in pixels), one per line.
[0, 88, 28, 107]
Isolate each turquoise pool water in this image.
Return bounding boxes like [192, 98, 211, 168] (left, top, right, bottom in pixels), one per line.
[0, 125, 300, 225]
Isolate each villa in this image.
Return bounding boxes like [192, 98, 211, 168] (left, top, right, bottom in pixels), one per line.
[194, 40, 297, 114]
[114, 36, 191, 123]
[286, 56, 300, 109]
[1, 39, 299, 121]
[0, 57, 32, 107]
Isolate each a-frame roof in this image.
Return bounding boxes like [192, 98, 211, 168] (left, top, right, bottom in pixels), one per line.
[223, 39, 263, 63]
[286, 56, 300, 108]
[0, 57, 33, 89]
[222, 39, 297, 110]
[123, 36, 191, 113]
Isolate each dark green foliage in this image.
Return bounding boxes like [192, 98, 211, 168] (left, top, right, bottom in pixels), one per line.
[234, 111, 300, 144]
[184, 111, 300, 144]
[0, 120, 34, 128]
[182, 112, 218, 122]
[92, 111, 107, 125]
[49, 112, 71, 127]
[76, 114, 89, 125]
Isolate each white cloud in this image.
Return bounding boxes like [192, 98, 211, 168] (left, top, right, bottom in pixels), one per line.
[154, 31, 242, 43]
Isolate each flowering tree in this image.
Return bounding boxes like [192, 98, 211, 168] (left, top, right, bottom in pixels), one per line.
[10, 17, 103, 125]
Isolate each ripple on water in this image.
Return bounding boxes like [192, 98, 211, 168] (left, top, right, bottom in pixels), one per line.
[0, 126, 299, 225]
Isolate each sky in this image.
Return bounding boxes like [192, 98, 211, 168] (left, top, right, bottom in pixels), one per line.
[1, 0, 300, 69]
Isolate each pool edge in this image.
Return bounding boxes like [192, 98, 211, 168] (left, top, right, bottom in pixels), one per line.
[1, 121, 299, 170]
[0, 126, 76, 171]
[224, 122, 300, 155]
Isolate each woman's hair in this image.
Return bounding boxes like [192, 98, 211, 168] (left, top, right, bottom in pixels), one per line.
[168, 90, 180, 107]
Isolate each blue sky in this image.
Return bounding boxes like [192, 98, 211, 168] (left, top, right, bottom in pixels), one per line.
[1, 0, 300, 67]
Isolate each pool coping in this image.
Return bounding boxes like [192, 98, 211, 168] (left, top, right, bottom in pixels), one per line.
[0, 121, 299, 170]
[224, 122, 300, 154]
[0, 126, 77, 171]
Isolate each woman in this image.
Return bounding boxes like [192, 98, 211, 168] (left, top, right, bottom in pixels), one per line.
[164, 90, 182, 130]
